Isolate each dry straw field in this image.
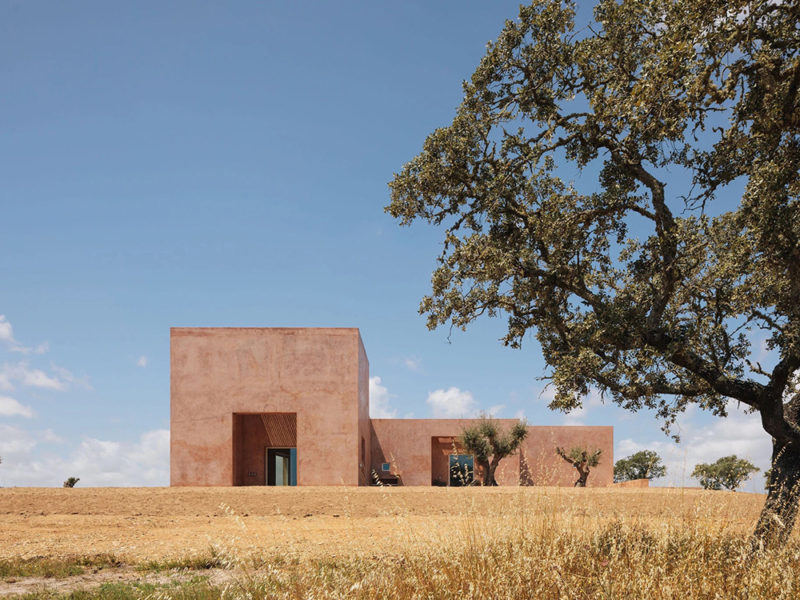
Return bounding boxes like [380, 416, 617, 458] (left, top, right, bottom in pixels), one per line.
[1, 486, 798, 599]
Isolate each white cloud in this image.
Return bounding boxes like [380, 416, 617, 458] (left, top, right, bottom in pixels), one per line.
[563, 405, 587, 426]
[1, 362, 64, 390]
[427, 387, 477, 418]
[0, 395, 34, 418]
[0, 428, 170, 487]
[369, 376, 397, 418]
[403, 356, 422, 372]
[13, 342, 49, 355]
[0, 424, 37, 457]
[486, 404, 505, 417]
[0, 360, 90, 392]
[41, 428, 65, 444]
[50, 363, 92, 390]
[534, 385, 604, 426]
[0, 315, 48, 354]
[0, 315, 14, 344]
[615, 400, 771, 492]
[137, 356, 148, 368]
[586, 389, 605, 407]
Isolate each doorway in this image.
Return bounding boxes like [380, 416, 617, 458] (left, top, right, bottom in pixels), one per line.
[266, 448, 297, 486]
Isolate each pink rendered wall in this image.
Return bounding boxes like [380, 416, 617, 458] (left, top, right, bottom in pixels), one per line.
[171, 328, 365, 486]
[523, 426, 613, 487]
[370, 420, 613, 487]
[613, 478, 650, 488]
[357, 336, 371, 485]
[370, 419, 523, 486]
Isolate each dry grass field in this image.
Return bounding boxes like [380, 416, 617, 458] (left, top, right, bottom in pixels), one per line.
[1, 486, 798, 599]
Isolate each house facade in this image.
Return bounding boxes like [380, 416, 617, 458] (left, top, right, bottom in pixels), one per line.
[170, 327, 613, 487]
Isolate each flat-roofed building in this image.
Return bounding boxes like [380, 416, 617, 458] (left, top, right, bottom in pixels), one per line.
[170, 327, 613, 487]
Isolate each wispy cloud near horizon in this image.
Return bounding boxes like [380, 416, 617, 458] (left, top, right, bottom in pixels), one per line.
[0, 315, 48, 355]
[0, 395, 34, 418]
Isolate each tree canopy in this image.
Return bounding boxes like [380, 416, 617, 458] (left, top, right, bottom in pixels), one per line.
[387, 0, 800, 546]
[692, 455, 759, 491]
[461, 417, 528, 485]
[614, 450, 667, 482]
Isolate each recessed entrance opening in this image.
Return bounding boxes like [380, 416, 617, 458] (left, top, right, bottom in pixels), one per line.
[449, 454, 474, 487]
[431, 436, 476, 486]
[266, 448, 297, 486]
[233, 412, 297, 486]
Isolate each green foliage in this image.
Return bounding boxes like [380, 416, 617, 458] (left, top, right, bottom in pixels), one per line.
[63, 477, 80, 488]
[0, 554, 122, 579]
[461, 416, 528, 485]
[556, 446, 602, 486]
[387, 0, 800, 438]
[557, 446, 602, 468]
[387, 0, 800, 542]
[692, 455, 759, 491]
[9, 580, 219, 600]
[614, 450, 667, 482]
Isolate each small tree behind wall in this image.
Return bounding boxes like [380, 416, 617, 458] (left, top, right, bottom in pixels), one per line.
[556, 447, 602, 487]
[461, 417, 528, 486]
[614, 450, 667, 483]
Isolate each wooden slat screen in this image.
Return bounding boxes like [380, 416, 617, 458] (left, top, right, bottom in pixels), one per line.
[260, 413, 297, 447]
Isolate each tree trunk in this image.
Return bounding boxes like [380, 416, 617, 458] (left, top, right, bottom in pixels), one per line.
[487, 457, 500, 486]
[753, 439, 800, 549]
[479, 459, 492, 486]
[575, 465, 589, 487]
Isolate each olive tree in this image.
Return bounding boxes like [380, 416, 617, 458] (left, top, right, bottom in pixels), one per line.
[461, 417, 528, 486]
[614, 450, 667, 482]
[693, 455, 759, 491]
[556, 446, 602, 487]
[387, 0, 800, 547]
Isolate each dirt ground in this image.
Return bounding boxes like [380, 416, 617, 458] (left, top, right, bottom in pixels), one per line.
[0, 486, 766, 564]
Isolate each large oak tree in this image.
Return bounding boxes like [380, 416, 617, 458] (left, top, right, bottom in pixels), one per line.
[387, 0, 800, 547]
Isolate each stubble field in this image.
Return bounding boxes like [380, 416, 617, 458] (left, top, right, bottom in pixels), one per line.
[1, 486, 798, 599]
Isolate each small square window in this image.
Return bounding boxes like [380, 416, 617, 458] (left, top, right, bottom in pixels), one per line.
[381, 462, 391, 472]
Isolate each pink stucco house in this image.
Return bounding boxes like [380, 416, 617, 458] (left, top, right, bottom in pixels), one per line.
[170, 327, 613, 487]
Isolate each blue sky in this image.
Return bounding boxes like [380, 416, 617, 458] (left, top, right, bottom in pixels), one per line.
[0, 1, 770, 490]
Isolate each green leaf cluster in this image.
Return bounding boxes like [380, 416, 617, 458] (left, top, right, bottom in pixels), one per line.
[461, 416, 528, 485]
[692, 455, 759, 491]
[388, 0, 800, 544]
[387, 0, 800, 444]
[556, 446, 602, 468]
[614, 450, 667, 482]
